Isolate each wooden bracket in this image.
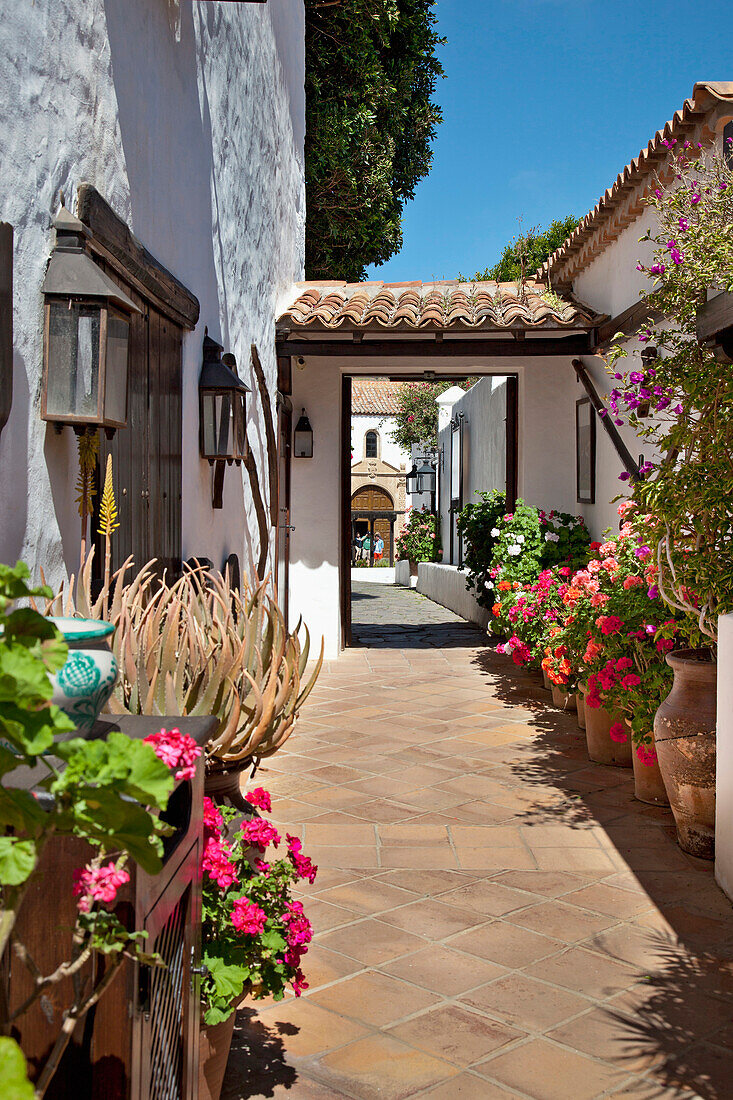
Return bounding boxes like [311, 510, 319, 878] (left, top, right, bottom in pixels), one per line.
[572, 358, 640, 481]
[212, 460, 226, 509]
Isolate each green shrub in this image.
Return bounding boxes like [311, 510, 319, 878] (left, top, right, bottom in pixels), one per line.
[396, 508, 440, 562]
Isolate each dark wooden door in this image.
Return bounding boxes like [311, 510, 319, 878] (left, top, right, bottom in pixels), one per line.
[276, 402, 292, 622]
[97, 286, 183, 580]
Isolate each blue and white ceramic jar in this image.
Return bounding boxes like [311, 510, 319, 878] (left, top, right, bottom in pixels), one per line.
[49, 618, 118, 735]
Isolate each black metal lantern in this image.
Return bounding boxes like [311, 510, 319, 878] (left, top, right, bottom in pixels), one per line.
[640, 345, 658, 368]
[41, 204, 140, 435]
[199, 335, 249, 464]
[405, 463, 419, 494]
[416, 458, 436, 495]
[199, 334, 250, 509]
[293, 408, 313, 458]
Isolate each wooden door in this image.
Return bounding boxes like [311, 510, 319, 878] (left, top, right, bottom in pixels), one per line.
[276, 401, 292, 622]
[96, 286, 183, 581]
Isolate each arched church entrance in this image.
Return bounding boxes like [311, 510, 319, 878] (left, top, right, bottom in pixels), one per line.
[351, 486, 396, 566]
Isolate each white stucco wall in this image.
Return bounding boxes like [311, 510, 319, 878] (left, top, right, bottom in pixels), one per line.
[0, 0, 305, 585]
[351, 414, 406, 470]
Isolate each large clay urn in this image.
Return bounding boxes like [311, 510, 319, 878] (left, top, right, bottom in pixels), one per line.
[654, 648, 716, 859]
[584, 702, 632, 767]
[629, 731, 669, 807]
[576, 687, 586, 730]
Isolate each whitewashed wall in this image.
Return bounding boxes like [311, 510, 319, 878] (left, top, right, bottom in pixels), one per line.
[572, 212, 663, 537]
[351, 414, 407, 469]
[0, 0, 305, 584]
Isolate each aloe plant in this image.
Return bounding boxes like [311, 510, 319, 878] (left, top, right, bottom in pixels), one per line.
[40, 554, 323, 765]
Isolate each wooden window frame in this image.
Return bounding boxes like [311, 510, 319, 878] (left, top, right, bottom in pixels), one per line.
[576, 396, 596, 505]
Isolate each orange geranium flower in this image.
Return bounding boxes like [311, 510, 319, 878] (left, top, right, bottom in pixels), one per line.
[497, 581, 511, 592]
[492, 602, 502, 616]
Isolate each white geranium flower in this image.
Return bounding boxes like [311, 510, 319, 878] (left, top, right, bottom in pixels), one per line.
[545, 532, 560, 543]
[490, 527, 500, 537]
[484, 580, 493, 590]
[516, 534, 525, 544]
[507, 545, 521, 557]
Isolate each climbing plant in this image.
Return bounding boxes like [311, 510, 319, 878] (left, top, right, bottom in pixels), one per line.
[457, 216, 580, 284]
[304, 0, 444, 281]
[389, 379, 473, 450]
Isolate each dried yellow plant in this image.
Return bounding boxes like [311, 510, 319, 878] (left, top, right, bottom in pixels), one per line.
[98, 453, 120, 617]
[42, 552, 323, 766]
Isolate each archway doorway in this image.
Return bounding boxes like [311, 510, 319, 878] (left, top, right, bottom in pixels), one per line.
[351, 485, 396, 566]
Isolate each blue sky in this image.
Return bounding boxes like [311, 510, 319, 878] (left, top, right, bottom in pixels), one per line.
[367, 0, 733, 283]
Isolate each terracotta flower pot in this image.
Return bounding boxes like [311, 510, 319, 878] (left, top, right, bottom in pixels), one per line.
[199, 1013, 237, 1100]
[409, 558, 419, 578]
[576, 688, 586, 730]
[654, 648, 716, 859]
[584, 701, 632, 767]
[551, 683, 577, 711]
[631, 734, 669, 807]
[542, 669, 552, 691]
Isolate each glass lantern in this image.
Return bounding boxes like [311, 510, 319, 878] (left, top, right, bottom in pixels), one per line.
[416, 459, 436, 495]
[198, 335, 249, 465]
[293, 409, 313, 458]
[41, 205, 139, 434]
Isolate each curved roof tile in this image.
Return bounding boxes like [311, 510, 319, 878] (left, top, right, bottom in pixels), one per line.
[279, 279, 597, 333]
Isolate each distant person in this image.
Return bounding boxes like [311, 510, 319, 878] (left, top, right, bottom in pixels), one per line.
[374, 534, 384, 562]
[362, 533, 371, 562]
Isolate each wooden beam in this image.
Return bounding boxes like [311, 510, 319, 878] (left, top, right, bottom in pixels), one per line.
[250, 344, 279, 526]
[276, 335, 592, 359]
[0, 223, 12, 437]
[594, 299, 662, 346]
[77, 184, 200, 329]
[340, 375, 352, 649]
[697, 292, 733, 344]
[277, 354, 292, 395]
[505, 376, 518, 509]
[572, 359, 640, 481]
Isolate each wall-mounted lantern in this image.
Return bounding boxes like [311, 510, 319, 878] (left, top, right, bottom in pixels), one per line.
[293, 408, 313, 458]
[405, 463, 419, 495]
[199, 333, 250, 509]
[416, 458, 436, 496]
[41, 204, 140, 436]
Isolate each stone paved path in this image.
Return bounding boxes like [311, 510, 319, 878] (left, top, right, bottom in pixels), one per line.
[223, 584, 733, 1100]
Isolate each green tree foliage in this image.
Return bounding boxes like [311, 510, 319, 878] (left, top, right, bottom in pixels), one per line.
[389, 379, 473, 451]
[458, 216, 581, 283]
[304, 0, 444, 281]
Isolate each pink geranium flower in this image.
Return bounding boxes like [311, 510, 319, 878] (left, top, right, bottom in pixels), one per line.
[241, 818, 281, 853]
[245, 787, 272, 813]
[231, 898, 267, 934]
[73, 861, 130, 913]
[609, 722, 628, 744]
[144, 727, 202, 782]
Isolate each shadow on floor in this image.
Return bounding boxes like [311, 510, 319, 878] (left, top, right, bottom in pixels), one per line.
[221, 1007, 298, 1099]
[471, 646, 733, 1099]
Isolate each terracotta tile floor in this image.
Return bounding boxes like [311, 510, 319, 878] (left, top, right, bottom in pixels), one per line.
[223, 584, 733, 1099]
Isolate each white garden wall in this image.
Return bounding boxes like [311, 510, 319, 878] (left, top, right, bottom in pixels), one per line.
[417, 563, 490, 630]
[0, 0, 305, 585]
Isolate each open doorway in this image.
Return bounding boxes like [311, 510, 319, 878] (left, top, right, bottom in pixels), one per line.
[342, 373, 517, 648]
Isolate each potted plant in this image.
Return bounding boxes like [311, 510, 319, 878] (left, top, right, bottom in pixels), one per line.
[605, 139, 733, 853]
[198, 790, 317, 1100]
[395, 507, 441, 575]
[0, 562, 177, 1098]
[43, 554, 323, 807]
